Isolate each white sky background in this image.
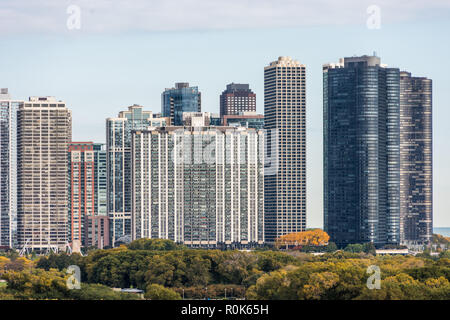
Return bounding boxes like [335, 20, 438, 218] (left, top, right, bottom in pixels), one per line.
[1, 0, 450, 229]
[1, 0, 450, 33]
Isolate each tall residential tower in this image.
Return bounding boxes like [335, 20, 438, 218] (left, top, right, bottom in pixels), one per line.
[323, 55, 400, 247]
[399, 71, 433, 245]
[68, 142, 95, 249]
[106, 105, 168, 246]
[264, 56, 307, 243]
[17, 97, 72, 251]
[131, 114, 264, 248]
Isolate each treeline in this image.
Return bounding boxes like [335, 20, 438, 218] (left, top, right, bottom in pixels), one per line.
[1, 238, 450, 300]
[247, 252, 450, 299]
[0, 268, 136, 300]
[34, 239, 297, 294]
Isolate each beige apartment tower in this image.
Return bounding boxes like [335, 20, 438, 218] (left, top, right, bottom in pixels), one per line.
[17, 97, 72, 251]
[264, 56, 307, 243]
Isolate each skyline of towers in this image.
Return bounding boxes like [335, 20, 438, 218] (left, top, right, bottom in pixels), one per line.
[220, 83, 256, 118]
[162, 82, 201, 126]
[0, 55, 435, 251]
[399, 72, 433, 245]
[17, 96, 72, 251]
[264, 56, 307, 243]
[131, 117, 264, 247]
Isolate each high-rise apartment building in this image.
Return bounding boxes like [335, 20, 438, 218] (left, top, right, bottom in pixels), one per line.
[0, 89, 19, 249]
[323, 55, 400, 247]
[68, 142, 95, 248]
[106, 105, 168, 246]
[87, 142, 109, 249]
[68, 142, 109, 249]
[220, 83, 256, 118]
[131, 118, 264, 248]
[264, 57, 307, 243]
[17, 97, 72, 251]
[400, 71, 433, 245]
[162, 83, 201, 126]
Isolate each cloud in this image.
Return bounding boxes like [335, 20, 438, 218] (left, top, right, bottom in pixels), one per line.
[0, 0, 449, 34]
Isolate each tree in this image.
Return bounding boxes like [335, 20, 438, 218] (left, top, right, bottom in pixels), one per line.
[4, 257, 34, 271]
[1, 269, 70, 299]
[363, 243, 376, 255]
[144, 255, 177, 287]
[246, 270, 293, 300]
[69, 283, 137, 300]
[344, 244, 364, 253]
[275, 229, 330, 249]
[144, 284, 181, 300]
[356, 273, 426, 300]
[127, 238, 184, 251]
[325, 242, 338, 252]
[439, 251, 450, 259]
[0, 257, 10, 274]
[432, 234, 450, 245]
[215, 252, 258, 285]
[300, 272, 339, 300]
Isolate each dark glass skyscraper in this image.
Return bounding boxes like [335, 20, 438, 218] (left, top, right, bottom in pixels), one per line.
[399, 72, 432, 245]
[323, 55, 400, 247]
[162, 83, 201, 126]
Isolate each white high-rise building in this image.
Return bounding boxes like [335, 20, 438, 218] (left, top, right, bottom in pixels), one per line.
[264, 56, 307, 243]
[17, 96, 72, 251]
[106, 105, 169, 246]
[131, 124, 264, 248]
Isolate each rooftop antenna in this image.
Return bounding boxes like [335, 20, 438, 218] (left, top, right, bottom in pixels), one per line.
[373, 51, 377, 56]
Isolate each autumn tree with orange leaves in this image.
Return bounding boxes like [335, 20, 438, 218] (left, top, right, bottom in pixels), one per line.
[275, 229, 330, 249]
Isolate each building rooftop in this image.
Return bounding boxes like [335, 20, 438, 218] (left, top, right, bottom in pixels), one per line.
[266, 56, 305, 69]
[0, 88, 11, 100]
[323, 55, 389, 71]
[29, 96, 59, 102]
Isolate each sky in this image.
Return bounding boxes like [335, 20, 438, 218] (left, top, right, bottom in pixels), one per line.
[1, 0, 449, 228]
